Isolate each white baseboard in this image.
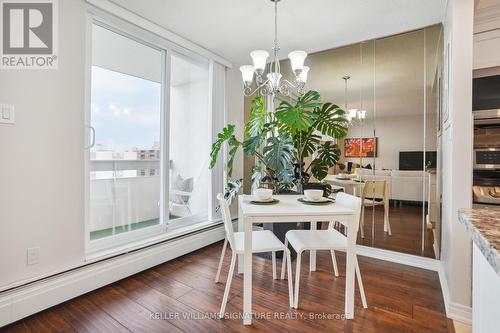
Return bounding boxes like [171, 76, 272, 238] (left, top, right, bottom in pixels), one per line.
[356, 245, 440, 271]
[438, 262, 472, 324]
[0, 225, 226, 328]
[1, 226, 472, 328]
[358, 246, 472, 324]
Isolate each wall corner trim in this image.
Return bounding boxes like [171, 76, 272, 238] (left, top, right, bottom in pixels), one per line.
[438, 262, 472, 324]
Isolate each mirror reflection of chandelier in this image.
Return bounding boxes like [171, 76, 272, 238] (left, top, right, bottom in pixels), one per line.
[343, 75, 366, 125]
[240, 0, 309, 97]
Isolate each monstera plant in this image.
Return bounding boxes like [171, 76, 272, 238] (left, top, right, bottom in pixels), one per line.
[209, 90, 348, 199]
[276, 91, 348, 189]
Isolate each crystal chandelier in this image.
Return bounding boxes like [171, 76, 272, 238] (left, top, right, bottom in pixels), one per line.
[343, 75, 366, 125]
[240, 0, 309, 97]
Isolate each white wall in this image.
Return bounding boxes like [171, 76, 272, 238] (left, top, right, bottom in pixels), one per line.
[344, 113, 437, 170]
[0, 0, 237, 290]
[0, 0, 86, 287]
[440, 0, 474, 323]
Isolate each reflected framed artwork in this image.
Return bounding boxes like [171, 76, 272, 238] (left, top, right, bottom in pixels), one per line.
[344, 138, 378, 157]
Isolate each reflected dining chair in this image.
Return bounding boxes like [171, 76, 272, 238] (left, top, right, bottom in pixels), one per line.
[215, 194, 293, 317]
[359, 180, 391, 238]
[281, 192, 368, 309]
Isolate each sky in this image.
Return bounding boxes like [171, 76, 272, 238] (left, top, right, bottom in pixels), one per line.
[90, 66, 161, 152]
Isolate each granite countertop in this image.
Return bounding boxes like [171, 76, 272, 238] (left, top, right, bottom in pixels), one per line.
[458, 207, 500, 276]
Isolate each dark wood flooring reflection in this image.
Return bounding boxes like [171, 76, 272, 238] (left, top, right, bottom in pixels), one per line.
[357, 205, 436, 258]
[3, 242, 453, 333]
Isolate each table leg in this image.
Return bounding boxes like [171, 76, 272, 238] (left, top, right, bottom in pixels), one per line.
[243, 218, 253, 325]
[345, 215, 356, 319]
[238, 199, 244, 274]
[310, 221, 317, 272]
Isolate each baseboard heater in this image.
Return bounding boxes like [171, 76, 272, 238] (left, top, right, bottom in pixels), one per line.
[0, 222, 228, 327]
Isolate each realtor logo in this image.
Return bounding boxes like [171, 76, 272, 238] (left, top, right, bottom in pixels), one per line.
[1, 0, 58, 69]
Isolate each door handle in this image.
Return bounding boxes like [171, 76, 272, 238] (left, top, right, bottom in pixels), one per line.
[85, 125, 95, 149]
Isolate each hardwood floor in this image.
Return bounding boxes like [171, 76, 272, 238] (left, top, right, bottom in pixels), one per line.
[357, 204, 436, 258]
[2, 241, 454, 333]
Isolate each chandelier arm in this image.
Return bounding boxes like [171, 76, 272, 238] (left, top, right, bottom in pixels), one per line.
[244, 78, 272, 97]
[280, 78, 303, 90]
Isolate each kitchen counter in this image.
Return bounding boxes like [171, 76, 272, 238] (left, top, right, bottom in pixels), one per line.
[458, 206, 500, 333]
[458, 207, 500, 276]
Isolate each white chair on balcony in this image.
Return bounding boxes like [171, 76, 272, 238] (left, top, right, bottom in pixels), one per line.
[215, 194, 294, 317]
[168, 159, 207, 217]
[281, 192, 367, 309]
[169, 174, 194, 215]
[359, 180, 391, 238]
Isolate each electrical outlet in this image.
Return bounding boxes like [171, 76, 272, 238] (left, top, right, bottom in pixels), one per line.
[27, 247, 40, 265]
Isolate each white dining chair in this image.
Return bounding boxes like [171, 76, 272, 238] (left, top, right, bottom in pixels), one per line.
[359, 180, 391, 238]
[281, 192, 368, 309]
[215, 194, 293, 317]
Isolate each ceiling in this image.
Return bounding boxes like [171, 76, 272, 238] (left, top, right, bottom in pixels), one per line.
[110, 0, 447, 66]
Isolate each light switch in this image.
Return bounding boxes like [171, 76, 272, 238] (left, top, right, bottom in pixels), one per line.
[0, 104, 15, 124]
[27, 247, 40, 265]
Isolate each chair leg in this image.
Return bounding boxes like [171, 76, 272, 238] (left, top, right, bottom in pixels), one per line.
[294, 252, 302, 308]
[272, 251, 277, 279]
[220, 252, 236, 318]
[384, 201, 392, 236]
[281, 238, 288, 280]
[360, 205, 365, 238]
[355, 257, 368, 309]
[285, 249, 294, 308]
[330, 250, 339, 277]
[215, 238, 228, 283]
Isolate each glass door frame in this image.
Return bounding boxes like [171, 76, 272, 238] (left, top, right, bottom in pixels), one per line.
[84, 9, 224, 258]
[84, 16, 170, 256]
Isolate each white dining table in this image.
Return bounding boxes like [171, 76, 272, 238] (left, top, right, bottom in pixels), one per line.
[237, 194, 357, 325]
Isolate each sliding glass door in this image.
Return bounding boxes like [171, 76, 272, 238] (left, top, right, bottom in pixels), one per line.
[88, 24, 165, 250]
[86, 19, 219, 254]
[168, 54, 210, 230]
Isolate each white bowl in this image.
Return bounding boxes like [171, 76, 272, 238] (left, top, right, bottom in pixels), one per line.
[304, 189, 323, 201]
[255, 188, 273, 201]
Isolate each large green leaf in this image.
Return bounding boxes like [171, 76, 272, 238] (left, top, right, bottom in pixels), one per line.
[274, 90, 321, 134]
[296, 90, 321, 110]
[245, 96, 267, 138]
[316, 141, 341, 167]
[263, 134, 294, 172]
[310, 160, 329, 180]
[275, 101, 318, 134]
[210, 124, 235, 169]
[313, 103, 348, 139]
[275, 163, 295, 191]
[242, 135, 262, 156]
[294, 131, 320, 158]
[227, 136, 240, 177]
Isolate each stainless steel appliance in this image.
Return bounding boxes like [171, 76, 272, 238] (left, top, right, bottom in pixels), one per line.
[474, 148, 500, 169]
[473, 109, 500, 206]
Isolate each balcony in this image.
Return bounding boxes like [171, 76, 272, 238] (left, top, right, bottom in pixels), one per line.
[89, 158, 207, 241]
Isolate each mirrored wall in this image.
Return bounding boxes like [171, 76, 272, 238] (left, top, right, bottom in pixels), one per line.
[278, 25, 443, 258]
